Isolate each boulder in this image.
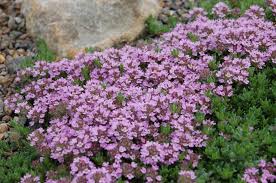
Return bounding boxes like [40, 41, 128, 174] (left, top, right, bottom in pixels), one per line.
[22, 0, 162, 58]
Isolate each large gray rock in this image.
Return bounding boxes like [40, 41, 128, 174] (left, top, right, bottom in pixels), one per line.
[22, 0, 162, 58]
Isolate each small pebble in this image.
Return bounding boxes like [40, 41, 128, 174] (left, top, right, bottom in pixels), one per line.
[8, 16, 16, 29]
[0, 133, 5, 140]
[4, 104, 12, 115]
[0, 75, 11, 84]
[0, 123, 9, 133]
[0, 54, 5, 64]
[2, 115, 12, 122]
[14, 16, 22, 24]
[0, 64, 6, 69]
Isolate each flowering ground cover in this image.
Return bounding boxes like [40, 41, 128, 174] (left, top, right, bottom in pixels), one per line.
[196, 65, 276, 182]
[1, 1, 276, 183]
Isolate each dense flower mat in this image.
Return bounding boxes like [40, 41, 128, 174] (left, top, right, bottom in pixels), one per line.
[5, 3, 276, 183]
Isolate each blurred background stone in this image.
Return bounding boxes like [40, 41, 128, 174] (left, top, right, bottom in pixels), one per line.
[22, 0, 162, 58]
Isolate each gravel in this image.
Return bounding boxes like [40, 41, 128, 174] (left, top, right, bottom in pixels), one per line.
[159, 0, 199, 23]
[0, 0, 36, 122]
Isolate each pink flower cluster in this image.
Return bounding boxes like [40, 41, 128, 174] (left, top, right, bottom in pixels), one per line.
[179, 170, 196, 182]
[244, 5, 266, 19]
[186, 7, 207, 20]
[216, 57, 251, 85]
[20, 174, 40, 183]
[9, 4, 276, 182]
[212, 2, 230, 18]
[243, 159, 276, 183]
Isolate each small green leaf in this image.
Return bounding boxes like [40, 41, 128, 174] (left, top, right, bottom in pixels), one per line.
[195, 112, 205, 123]
[36, 38, 56, 62]
[116, 92, 126, 105]
[94, 58, 102, 68]
[81, 66, 91, 81]
[206, 75, 217, 83]
[160, 124, 172, 135]
[167, 16, 178, 28]
[85, 47, 95, 53]
[91, 152, 105, 166]
[119, 64, 124, 75]
[146, 15, 170, 36]
[268, 143, 276, 153]
[170, 103, 182, 114]
[171, 49, 179, 58]
[179, 152, 186, 161]
[116, 178, 125, 183]
[220, 165, 235, 180]
[208, 60, 219, 71]
[187, 32, 199, 42]
[73, 79, 83, 86]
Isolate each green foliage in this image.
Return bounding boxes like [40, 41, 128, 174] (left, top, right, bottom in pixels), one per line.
[159, 164, 180, 183]
[171, 49, 180, 58]
[85, 47, 95, 53]
[170, 103, 182, 114]
[195, 112, 205, 123]
[91, 152, 105, 166]
[178, 152, 186, 161]
[167, 16, 179, 28]
[160, 124, 172, 136]
[74, 66, 91, 86]
[0, 121, 37, 183]
[199, 0, 265, 14]
[94, 58, 103, 68]
[35, 39, 56, 61]
[73, 79, 83, 86]
[146, 15, 170, 36]
[187, 32, 199, 42]
[119, 64, 125, 75]
[20, 39, 56, 68]
[116, 92, 126, 106]
[19, 57, 36, 69]
[116, 178, 125, 183]
[196, 66, 276, 182]
[0, 120, 68, 183]
[81, 66, 91, 81]
[265, 8, 276, 22]
[198, 0, 224, 14]
[232, 0, 265, 13]
[145, 15, 179, 37]
[198, 0, 275, 21]
[91, 151, 112, 167]
[208, 60, 219, 71]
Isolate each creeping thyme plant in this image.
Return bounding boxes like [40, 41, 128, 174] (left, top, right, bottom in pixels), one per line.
[4, 1, 276, 183]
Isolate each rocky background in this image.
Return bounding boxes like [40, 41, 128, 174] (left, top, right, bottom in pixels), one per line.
[159, 0, 197, 23]
[0, 0, 35, 125]
[0, 0, 196, 128]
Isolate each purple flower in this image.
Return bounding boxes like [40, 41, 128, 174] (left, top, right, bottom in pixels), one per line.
[20, 174, 40, 183]
[212, 2, 230, 18]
